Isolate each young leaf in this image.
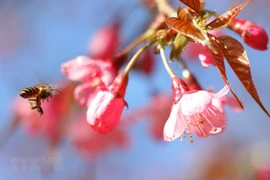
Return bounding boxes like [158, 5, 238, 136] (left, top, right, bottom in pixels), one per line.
[179, 0, 201, 13]
[217, 35, 269, 117]
[206, 0, 252, 30]
[170, 34, 188, 61]
[166, 8, 208, 46]
[208, 34, 244, 109]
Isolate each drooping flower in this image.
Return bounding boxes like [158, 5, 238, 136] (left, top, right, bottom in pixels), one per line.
[163, 76, 229, 142]
[182, 70, 242, 137]
[230, 19, 268, 51]
[61, 56, 117, 107]
[88, 23, 120, 59]
[87, 73, 128, 134]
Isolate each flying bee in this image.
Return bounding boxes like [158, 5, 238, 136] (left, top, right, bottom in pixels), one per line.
[20, 84, 61, 115]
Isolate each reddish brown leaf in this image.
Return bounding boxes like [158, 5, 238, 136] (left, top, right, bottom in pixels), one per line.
[206, 0, 252, 30]
[166, 9, 208, 46]
[208, 34, 244, 109]
[217, 35, 269, 117]
[177, 6, 190, 20]
[179, 0, 201, 13]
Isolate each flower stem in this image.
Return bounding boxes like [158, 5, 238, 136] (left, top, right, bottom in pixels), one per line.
[159, 44, 176, 78]
[178, 56, 188, 70]
[117, 29, 156, 57]
[124, 39, 158, 74]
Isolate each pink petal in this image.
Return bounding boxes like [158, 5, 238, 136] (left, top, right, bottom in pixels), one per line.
[61, 56, 116, 85]
[87, 90, 125, 134]
[206, 106, 226, 128]
[163, 102, 185, 141]
[221, 96, 242, 112]
[213, 85, 230, 99]
[212, 98, 224, 113]
[74, 81, 101, 107]
[180, 91, 213, 116]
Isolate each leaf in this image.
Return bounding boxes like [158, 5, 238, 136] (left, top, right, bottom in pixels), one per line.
[177, 6, 193, 21]
[208, 34, 244, 109]
[170, 34, 188, 61]
[179, 0, 201, 13]
[217, 35, 269, 117]
[206, 0, 252, 30]
[166, 8, 208, 46]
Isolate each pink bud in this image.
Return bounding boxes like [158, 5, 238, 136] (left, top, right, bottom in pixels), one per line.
[87, 73, 128, 134]
[88, 23, 120, 59]
[231, 19, 268, 51]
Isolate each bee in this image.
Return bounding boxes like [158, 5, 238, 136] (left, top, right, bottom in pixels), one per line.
[20, 84, 61, 116]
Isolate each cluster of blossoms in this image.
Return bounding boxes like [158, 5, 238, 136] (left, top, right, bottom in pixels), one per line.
[59, 0, 269, 143]
[8, 0, 269, 157]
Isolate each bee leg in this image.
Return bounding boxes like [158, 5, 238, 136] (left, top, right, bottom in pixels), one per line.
[36, 107, 44, 116]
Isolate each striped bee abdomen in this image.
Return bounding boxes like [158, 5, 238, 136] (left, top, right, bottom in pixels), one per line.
[20, 87, 40, 98]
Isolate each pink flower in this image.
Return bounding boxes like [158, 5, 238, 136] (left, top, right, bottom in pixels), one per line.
[87, 73, 128, 134]
[61, 56, 116, 85]
[192, 93, 242, 137]
[185, 31, 222, 68]
[198, 45, 216, 68]
[230, 19, 268, 51]
[69, 115, 128, 158]
[256, 168, 270, 180]
[61, 56, 117, 107]
[88, 23, 120, 59]
[185, 42, 202, 60]
[163, 77, 229, 142]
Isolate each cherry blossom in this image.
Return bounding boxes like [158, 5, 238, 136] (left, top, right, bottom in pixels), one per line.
[87, 73, 128, 134]
[164, 77, 229, 142]
[61, 56, 117, 107]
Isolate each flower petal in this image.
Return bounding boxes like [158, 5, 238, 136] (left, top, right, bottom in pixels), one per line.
[163, 102, 185, 141]
[213, 85, 230, 99]
[180, 91, 212, 115]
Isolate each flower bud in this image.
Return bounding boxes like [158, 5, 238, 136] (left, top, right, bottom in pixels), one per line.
[230, 19, 268, 51]
[87, 73, 128, 134]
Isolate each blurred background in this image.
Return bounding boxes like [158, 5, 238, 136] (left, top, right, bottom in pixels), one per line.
[0, 0, 270, 179]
